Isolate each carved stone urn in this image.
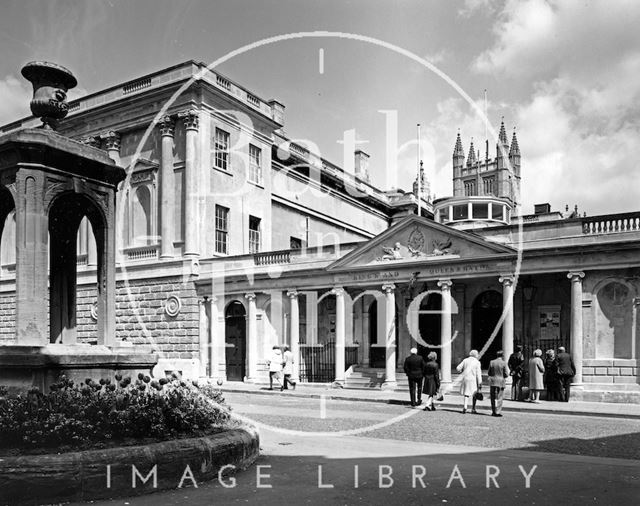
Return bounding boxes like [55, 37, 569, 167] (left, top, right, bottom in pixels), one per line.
[21, 61, 77, 130]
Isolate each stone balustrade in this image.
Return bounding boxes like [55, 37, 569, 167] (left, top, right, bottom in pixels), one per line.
[582, 212, 640, 234]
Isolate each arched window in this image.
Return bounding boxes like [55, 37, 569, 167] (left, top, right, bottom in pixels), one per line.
[0, 212, 16, 269]
[132, 186, 152, 245]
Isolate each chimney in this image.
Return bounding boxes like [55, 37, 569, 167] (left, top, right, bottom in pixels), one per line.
[268, 99, 285, 126]
[354, 149, 370, 182]
[534, 203, 551, 215]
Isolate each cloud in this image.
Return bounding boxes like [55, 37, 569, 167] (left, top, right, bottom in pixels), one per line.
[469, 0, 640, 215]
[458, 0, 501, 18]
[0, 75, 31, 125]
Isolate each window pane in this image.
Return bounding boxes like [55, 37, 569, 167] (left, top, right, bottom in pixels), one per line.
[249, 215, 261, 254]
[453, 205, 468, 220]
[214, 128, 230, 171]
[215, 205, 229, 254]
[492, 205, 504, 220]
[249, 144, 262, 184]
[473, 203, 488, 219]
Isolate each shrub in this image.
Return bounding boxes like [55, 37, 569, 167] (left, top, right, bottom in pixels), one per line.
[0, 375, 232, 452]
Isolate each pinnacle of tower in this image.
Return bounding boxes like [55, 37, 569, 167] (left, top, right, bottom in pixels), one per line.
[509, 128, 520, 156]
[453, 131, 464, 157]
[467, 139, 476, 166]
[498, 117, 509, 145]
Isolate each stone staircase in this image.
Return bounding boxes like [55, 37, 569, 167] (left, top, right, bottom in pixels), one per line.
[345, 366, 490, 392]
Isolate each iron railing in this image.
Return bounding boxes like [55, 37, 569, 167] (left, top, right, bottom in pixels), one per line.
[299, 343, 358, 383]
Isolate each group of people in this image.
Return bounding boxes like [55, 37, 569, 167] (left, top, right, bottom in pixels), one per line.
[404, 344, 576, 417]
[508, 344, 576, 402]
[266, 345, 296, 391]
[403, 348, 442, 411]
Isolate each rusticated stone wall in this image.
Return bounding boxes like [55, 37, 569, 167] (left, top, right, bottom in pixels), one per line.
[1, 276, 200, 361]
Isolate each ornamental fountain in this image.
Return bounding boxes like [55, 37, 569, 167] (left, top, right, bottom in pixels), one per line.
[0, 62, 157, 392]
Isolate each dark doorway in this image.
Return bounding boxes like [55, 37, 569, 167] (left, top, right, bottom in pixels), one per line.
[368, 299, 398, 368]
[225, 300, 246, 381]
[472, 290, 503, 369]
[417, 292, 442, 362]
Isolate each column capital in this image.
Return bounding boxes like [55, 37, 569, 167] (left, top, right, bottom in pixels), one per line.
[100, 130, 121, 151]
[331, 286, 345, 297]
[499, 275, 516, 286]
[381, 283, 396, 294]
[79, 135, 101, 148]
[158, 115, 176, 137]
[244, 292, 256, 302]
[286, 290, 299, 299]
[437, 279, 453, 290]
[178, 109, 199, 130]
[567, 271, 585, 282]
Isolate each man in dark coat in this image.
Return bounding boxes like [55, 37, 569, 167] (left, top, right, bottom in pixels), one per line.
[508, 344, 525, 400]
[556, 346, 576, 402]
[403, 347, 425, 407]
[488, 350, 510, 417]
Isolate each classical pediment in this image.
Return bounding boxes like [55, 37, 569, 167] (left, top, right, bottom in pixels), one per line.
[328, 215, 516, 271]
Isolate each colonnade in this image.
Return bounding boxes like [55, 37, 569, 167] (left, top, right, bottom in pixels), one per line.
[197, 271, 586, 387]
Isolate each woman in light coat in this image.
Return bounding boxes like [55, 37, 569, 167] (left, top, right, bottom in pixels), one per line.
[528, 349, 545, 402]
[456, 350, 483, 414]
[267, 345, 284, 391]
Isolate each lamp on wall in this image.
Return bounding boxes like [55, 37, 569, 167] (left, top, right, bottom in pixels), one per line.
[522, 279, 536, 302]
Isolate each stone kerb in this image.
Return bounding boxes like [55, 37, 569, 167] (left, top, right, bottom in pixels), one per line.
[0, 427, 259, 505]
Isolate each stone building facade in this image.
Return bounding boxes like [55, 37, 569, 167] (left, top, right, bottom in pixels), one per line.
[0, 60, 638, 402]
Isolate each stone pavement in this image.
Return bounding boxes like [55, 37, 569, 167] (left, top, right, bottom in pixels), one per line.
[218, 381, 640, 419]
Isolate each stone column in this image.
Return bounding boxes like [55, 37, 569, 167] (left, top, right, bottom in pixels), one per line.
[287, 290, 300, 381]
[438, 279, 453, 384]
[209, 296, 220, 380]
[87, 220, 97, 268]
[245, 293, 258, 381]
[362, 311, 370, 366]
[179, 110, 199, 258]
[332, 287, 346, 386]
[158, 116, 175, 259]
[382, 283, 397, 388]
[101, 131, 121, 165]
[199, 298, 209, 377]
[14, 174, 48, 345]
[500, 275, 515, 381]
[568, 272, 585, 385]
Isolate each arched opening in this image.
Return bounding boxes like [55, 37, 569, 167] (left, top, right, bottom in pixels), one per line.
[49, 192, 105, 344]
[368, 299, 377, 361]
[472, 290, 503, 369]
[132, 185, 152, 246]
[0, 186, 15, 274]
[225, 300, 247, 381]
[596, 281, 634, 359]
[418, 292, 442, 362]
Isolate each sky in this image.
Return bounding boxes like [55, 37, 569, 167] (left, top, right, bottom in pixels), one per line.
[0, 0, 639, 216]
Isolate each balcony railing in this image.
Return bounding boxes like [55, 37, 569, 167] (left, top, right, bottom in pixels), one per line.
[254, 250, 290, 266]
[582, 212, 640, 235]
[122, 244, 159, 262]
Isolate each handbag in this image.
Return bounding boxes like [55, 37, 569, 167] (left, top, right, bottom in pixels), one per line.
[474, 391, 484, 401]
[437, 391, 444, 402]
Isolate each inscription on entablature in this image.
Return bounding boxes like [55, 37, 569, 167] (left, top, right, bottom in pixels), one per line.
[424, 264, 492, 276]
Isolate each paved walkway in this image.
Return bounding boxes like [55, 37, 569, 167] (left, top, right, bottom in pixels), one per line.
[218, 381, 640, 419]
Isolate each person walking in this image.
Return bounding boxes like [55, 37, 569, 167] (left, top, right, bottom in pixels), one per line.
[544, 349, 559, 401]
[456, 350, 482, 414]
[267, 345, 284, 391]
[403, 347, 425, 407]
[488, 350, 510, 417]
[556, 346, 576, 402]
[508, 344, 525, 401]
[422, 351, 441, 411]
[282, 345, 296, 390]
[528, 349, 545, 402]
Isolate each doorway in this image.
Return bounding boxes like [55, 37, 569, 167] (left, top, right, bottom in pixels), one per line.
[225, 300, 246, 381]
[472, 290, 503, 369]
